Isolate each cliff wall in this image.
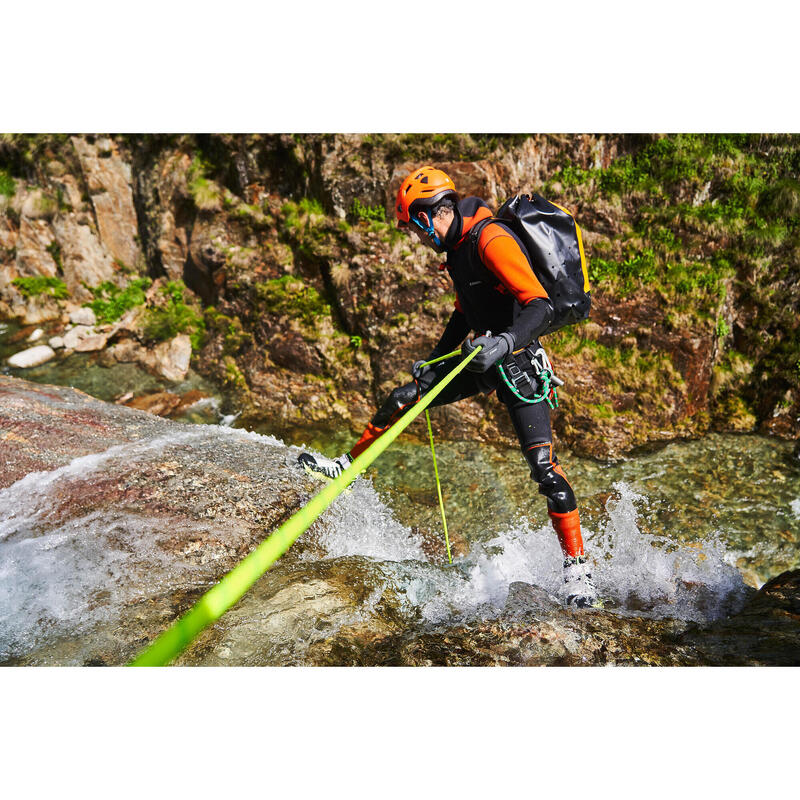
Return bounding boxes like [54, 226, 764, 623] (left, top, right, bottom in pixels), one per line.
[1, 133, 798, 458]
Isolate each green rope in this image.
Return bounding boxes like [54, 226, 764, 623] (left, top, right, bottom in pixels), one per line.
[129, 345, 483, 666]
[425, 408, 452, 564]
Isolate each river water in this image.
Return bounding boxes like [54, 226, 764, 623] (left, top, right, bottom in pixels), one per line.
[2, 321, 799, 664]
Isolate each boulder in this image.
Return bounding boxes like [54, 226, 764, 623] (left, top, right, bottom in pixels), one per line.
[7, 345, 56, 369]
[151, 334, 192, 382]
[103, 334, 192, 382]
[123, 391, 182, 416]
[73, 333, 108, 352]
[69, 307, 97, 326]
[61, 325, 95, 350]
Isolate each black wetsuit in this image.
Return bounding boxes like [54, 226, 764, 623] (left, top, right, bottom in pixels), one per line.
[356, 196, 577, 516]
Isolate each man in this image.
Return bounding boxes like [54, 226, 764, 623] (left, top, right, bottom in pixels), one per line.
[299, 166, 598, 608]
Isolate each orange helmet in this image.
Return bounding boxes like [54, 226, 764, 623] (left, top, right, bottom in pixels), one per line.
[395, 166, 458, 227]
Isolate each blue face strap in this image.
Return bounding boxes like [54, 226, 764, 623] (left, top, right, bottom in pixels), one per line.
[411, 210, 441, 247]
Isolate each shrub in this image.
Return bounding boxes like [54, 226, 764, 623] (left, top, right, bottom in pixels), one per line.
[85, 277, 151, 324]
[255, 275, 331, 326]
[349, 198, 385, 223]
[12, 276, 69, 299]
[141, 280, 205, 349]
[588, 248, 657, 296]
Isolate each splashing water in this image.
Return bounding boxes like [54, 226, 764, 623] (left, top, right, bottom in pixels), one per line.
[586, 483, 748, 621]
[0, 430, 756, 664]
[310, 477, 427, 563]
[304, 466, 749, 626]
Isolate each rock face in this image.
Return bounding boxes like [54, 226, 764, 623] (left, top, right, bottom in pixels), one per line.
[71, 136, 142, 270]
[2, 134, 799, 457]
[1, 375, 798, 666]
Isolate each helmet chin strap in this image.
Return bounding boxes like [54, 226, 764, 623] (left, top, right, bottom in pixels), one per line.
[412, 211, 441, 247]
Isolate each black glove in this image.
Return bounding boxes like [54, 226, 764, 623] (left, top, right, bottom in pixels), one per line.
[462, 331, 515, 372]
[411, 359, 431, 379]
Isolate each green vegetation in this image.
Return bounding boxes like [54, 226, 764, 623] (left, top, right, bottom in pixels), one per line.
[223, 356, 249, 393]
[141, 281, 205, 350]
[716, 317, 730, 338]
[188, 156, 221, 211]
[363, 133, 529, 163]
[255, 275, 331, 326]
[588, 249, 658, 297]
[205, 307, 252, 355]
[0, 134, 77, 178]
[282, 197, 325, 232]
[0, 168, 15, 198]
[349, 198, 385, 223]
[85, 277, 151, 324]
[12, 276, 69, 299]
[550, 135, 798, 326]
[46, 241, 63, 272]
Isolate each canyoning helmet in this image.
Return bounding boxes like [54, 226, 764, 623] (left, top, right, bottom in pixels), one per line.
[395, 166, 458, 246]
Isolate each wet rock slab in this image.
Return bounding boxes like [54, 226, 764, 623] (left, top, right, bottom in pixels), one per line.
[0, 375, 320, 665]
[1, 375, 799, 667]
[300, 577, 799, 667]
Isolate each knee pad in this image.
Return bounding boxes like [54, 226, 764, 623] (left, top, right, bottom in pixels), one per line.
[524, 442, 577, 514]
[371, 381, 420, 429]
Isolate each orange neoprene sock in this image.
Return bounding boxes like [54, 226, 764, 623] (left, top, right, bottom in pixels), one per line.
[349, 422, 387, 459]
[549, 508, 585, 558]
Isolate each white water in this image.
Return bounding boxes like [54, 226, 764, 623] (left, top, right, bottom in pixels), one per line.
[0, 431, 205, 541]
[0, 432, 750, 663]
[310, 473, 749, 625]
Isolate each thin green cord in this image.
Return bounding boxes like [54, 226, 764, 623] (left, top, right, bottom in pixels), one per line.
[129, 345, 483, 666]
[420, 349, 461, 368]
[425, 408, 452, 564]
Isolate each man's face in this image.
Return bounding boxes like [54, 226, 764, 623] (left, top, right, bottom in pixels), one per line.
[405, 212, 445, 253]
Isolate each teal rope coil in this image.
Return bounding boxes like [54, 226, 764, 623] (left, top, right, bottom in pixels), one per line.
[495, 362, 557, 408]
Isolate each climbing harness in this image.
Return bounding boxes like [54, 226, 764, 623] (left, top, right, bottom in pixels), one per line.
[496, 346, 562, 408]
[129, 345, 483, 666]
[425, 408, 452, 564]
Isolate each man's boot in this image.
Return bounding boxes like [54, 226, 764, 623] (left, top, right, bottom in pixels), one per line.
[297, 452, 353, 479]
[562, 555, 599, 609]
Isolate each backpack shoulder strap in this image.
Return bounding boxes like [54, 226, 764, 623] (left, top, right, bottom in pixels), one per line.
[468, 216, 512, 254]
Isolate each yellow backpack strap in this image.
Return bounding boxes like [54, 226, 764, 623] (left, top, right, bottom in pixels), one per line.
[550, 201, 590, 294]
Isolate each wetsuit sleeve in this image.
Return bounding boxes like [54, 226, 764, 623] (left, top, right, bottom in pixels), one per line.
[427, 309, 470, 359]
[506, 297, 554, 345]
[477, 222, 553, 345]
[478, 224, 548, 303]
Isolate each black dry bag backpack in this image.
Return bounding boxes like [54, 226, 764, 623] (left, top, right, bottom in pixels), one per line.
[492, 193, 591, 335]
